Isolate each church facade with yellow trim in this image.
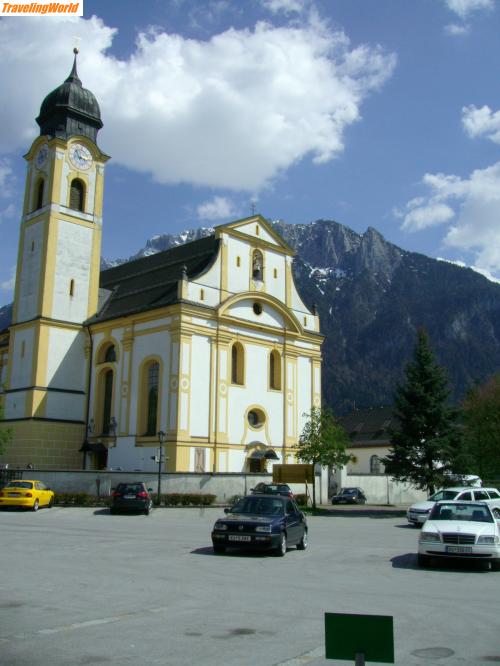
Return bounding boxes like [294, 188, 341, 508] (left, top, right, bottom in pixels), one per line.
[0, 54, 323, 473]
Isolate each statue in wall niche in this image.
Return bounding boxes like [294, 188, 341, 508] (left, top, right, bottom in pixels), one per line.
[252, 250, 263, 281]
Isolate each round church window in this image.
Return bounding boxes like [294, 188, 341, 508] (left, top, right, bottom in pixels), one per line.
[248, 409, 265, 428]
[253, 302, 263, 315]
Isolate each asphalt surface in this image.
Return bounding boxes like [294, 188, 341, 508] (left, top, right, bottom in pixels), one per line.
[0, 505, 498, 666]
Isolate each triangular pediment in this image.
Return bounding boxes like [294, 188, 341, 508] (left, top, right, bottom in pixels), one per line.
[215, 215, 294, 255]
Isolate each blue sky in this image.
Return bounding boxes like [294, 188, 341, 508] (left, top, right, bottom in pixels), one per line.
[1, 0, 500, 303]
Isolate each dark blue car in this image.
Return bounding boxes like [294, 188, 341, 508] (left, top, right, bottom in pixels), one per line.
[211, 494, 308, 556]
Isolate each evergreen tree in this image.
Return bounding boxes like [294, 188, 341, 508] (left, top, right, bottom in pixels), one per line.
[382, 329, 460, 494]
[296, 407, 351, 508]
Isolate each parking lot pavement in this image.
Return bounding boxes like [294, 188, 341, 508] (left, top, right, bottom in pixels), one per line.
[0, 506, 498, 666]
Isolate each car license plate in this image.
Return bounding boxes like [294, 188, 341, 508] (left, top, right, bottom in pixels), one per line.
[445, 545, 473, 554]
[228, 535, 251, 542]
[124, 494, 136, 499]
[8, 492, 20, 496]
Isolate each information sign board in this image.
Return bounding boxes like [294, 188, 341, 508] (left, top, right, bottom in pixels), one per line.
[324, 612, 394, 663]
[273, 464, 313, 483]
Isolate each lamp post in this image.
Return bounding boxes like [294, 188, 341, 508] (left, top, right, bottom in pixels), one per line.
[156, 430, 166, 506]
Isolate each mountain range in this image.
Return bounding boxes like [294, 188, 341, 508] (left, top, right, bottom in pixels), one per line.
[2, 219, 500, 415]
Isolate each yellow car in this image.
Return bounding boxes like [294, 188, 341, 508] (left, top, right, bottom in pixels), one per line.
[0, 480, 54, 511]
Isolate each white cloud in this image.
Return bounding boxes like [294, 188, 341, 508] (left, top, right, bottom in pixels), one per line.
[0, 267, 16, 292]
[462, 104, 500, 144]
[261, 0, 308, 14]
[0, 159, 15, 198]
[398, 162, 500, 276]
[197, 196, 238, 220]
[0, 15, 396, 192]
[401, 203, 455, 231]
[444, 22, 470, 35]
[445, 0, 494, 19]
[437, 257, 500, 284]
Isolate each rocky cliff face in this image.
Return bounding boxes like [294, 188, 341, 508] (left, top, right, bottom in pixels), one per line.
[278, 220, 500, 413]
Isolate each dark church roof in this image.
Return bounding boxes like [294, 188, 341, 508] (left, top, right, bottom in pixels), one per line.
[36, 49, 103, 143]
[88, 235, 220, 324]
[339, 406, 396, 448]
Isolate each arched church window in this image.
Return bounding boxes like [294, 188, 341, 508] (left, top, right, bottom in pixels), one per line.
[143, 361, 160, 436]
[101, 369, 114, 435]
[370, 455, 381, 474]
[35, 179, 44, 211]
[104, 344, 116, 363]
[231, 342, 244, 385]
[69, 178, 85, 212]
[269, 350, 281, 390]
[252, 249, 263, 281]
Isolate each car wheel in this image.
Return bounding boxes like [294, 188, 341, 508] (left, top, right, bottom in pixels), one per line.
[491, 559, 500, 572]
[48, 497, 54, 508]
[144, 502, 152, 516]
[297, 530, 308, 550]
[418, 554, 431, 567]
[32, 499, 39, 512]
[213, 545, 225, 555]
[276, 532, 287, 557]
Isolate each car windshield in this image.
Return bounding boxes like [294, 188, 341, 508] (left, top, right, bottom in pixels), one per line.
[231, 497, 284, 516]
[117, 484, 144, 493]
[342, 488, 356, 494]
[429, 490, 460, 501]
[430, 503, 493, 523]
[6, 481, 33, 489]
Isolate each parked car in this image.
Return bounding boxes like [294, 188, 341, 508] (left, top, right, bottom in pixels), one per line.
[0, 480, 54, 511]
[250, 483, 294, 498]
[418, 501, 500, 570]
[331, 487, 367, 505]
[110, 482, 153, 515]
[211, 494, 307, 556]
[407, 487, 500, 526]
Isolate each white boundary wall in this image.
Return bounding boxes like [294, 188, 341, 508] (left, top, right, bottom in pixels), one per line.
[9, 469, 330, 504]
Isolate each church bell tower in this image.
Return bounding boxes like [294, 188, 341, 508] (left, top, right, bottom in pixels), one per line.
[4, 50, 109, 468]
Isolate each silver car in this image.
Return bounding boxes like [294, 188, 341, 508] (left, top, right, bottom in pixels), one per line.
[407, 487, 500, 526]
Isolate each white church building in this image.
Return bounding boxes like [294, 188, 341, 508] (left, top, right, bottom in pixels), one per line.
[0, 52, 323, 473]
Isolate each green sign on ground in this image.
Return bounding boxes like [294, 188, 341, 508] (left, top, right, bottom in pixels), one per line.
[325, 612, 394, 663]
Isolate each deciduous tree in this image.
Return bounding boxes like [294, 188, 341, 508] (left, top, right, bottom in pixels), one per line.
[296, 407, 351, 508]
[460, 374, 500, 480]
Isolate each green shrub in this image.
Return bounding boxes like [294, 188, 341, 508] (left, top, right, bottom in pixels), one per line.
[227, 494, 242, 506]
[162, 492, 217, 507]
[163, 493, 181, 506]
[295, 494, 308, 506]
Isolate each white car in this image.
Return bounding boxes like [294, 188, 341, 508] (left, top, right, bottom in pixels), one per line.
[407, 487, 500, 526]
[418, 501, 500, 570]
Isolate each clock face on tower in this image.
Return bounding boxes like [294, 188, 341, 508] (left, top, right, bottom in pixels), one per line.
[69, 143, 93, 170]
[35, 144, 48, 169]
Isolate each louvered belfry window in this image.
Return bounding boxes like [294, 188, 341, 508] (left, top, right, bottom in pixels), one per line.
[35, 179, 44, 210]
[70, 179, 85, 211]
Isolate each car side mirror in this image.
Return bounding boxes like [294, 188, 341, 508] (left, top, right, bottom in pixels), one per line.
[111, 487, 116, 491]
[250, 488, 254, 492]
[224, 508, 230, 514]
[147, 488, 153, 492]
